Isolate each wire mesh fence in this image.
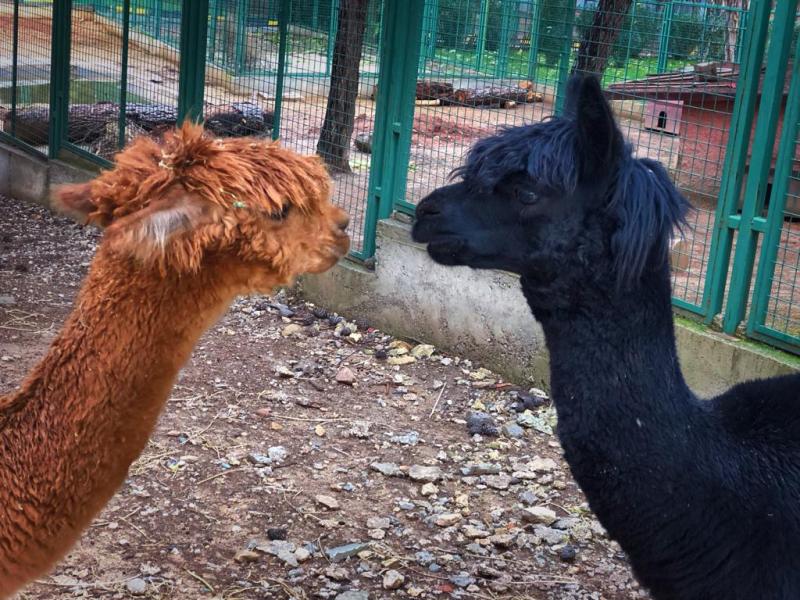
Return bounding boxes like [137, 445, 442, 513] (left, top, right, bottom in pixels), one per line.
[1, 0, 799, 353]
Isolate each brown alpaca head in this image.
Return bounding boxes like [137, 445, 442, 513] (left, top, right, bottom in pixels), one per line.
[53, 123, 350, 291]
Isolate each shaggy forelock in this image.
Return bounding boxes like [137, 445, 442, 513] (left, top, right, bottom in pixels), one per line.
[454, 118, 579, 193]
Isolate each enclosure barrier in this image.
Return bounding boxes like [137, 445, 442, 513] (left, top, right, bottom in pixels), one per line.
[1, 0, 798, 354]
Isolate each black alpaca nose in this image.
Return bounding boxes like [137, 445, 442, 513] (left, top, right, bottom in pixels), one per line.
[415, 198, 441, 219]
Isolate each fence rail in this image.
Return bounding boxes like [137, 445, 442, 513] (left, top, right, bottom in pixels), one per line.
[1, 0, 799, 353]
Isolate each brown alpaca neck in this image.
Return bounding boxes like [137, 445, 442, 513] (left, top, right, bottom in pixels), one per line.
[0, 246, 235, 598]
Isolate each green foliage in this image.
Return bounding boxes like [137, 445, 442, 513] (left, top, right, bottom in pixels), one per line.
[538, 0, 574, 66]
[576, 4, 660, 68]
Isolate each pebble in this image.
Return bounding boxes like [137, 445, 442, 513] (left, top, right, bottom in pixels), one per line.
[449, 572, 476, 588]
[434, 513, 462, 527]
[387, 355, 416, 366]
[521, 506, 557, 525]
[247, 453, 271, 466]
[383, 569, 405, 590]
[559, 544, 577, 562]
[126, 578, 147, 595]
[518, 490, 538, 506]
[326, 542, 370, 563]
[390, 431, 419, 446]
[463, 525, 490, 539]
[257, 539, 298, 567]
[0, 295, 15, 306]
[484, 474, 513, 490]
[461, 463, 501, 476]
[410, 344, 435, 359]
[530, 457, 558, 472]
[267, 527, 288, 540]
[268, 446, 288, 464]
[334, 592, 368, 600]
[281, 323, 303, 337]
[488, 533, 516, 548]
[295, 547, 311, 562]
[335, 366, 356, 385]
[366, 517, 390, 530]
[502, 422, 525, 438]
[234, 549, 261, 563]
[367, 528, 385, 540]
[325, 566, 351, 581]
[415, 551, 435, 566]
[534, 525, 568, 546]
[316, 495, 340, 510]
[466, 412, 499, 437]
[420, 482, 438, 496]
[370, 462, 403, 477]
[408, 465, 442, 482]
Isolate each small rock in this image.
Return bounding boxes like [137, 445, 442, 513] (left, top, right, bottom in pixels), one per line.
[267, 527, 288, 540]
[234, 549, 261, 563]
[485, 474, 513, 490]
[374, 348, 388, 360]
[268, 446, 288, 464]
[461, 463, 501, 476]
[316, 495, 340, 510]
[415, 551, 435, 566]
[559, 544, 577, 562]
[521, 506, 557, 525]
[390, 431, 419, 446]
[247, 452, 271, 466]
[387, 355, 416, 366]
[256, 539, 298, 567]
[295, 547, 311, 562]
[449, 572, 476, 588]
[366, 517, 391, 530]
[368, 528, 385, 540]
[466, 412, 499, 437]
[518, 490, 538, 506]
[336, 366, 356, 385]
[0, 295, 15, 306]
[383, 569, 405, 590]
[488, 533, 516, 548]
[409, 465, 442, 482]
[552, 517, 580, 531]
[281, 323, 303, 337]
[326, 542, 370, 563]
[420, 482, 438, 496]
[434, 513, 462, 527]
[463, 525, 490, 539]
[275, 365, 295, 378]
[502, 422, 525, 438]
[513, 390, 549, 412]
[335, 592, 369, 600]
[325, 566, 351, 581]
[530, 457, 557, 473]
[370, 462, 403, 477]
[410, 344, 435, 359]
[534, 525, 568, 546]
[126, 578, 147, 595]
[312, 307, 329, 319]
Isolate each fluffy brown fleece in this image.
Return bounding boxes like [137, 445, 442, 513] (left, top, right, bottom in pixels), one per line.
[0, 123, 349, 598]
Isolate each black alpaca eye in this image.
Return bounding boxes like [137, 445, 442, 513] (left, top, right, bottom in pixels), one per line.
[517, 190, 540, 205]
[270, 204, 290, 221]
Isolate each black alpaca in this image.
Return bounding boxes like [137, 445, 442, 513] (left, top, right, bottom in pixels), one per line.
[412, 74, 800, 600]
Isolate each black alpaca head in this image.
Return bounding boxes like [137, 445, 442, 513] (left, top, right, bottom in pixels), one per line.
[412, 75, 689, 312]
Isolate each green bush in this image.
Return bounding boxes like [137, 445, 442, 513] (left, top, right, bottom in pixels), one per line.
[667, 11, 704, 60]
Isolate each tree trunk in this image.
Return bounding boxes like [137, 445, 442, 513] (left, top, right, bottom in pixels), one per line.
[724, 0, 747, 63]
[316, 0, 369, 173]
[571, 0, 634, 77]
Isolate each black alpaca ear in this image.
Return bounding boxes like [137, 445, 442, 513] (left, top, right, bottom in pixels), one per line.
[571, 75, 622, 180]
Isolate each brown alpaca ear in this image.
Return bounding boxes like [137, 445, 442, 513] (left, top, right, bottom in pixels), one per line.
[108, 195, 214, 272]
[52, 182, 98, 225]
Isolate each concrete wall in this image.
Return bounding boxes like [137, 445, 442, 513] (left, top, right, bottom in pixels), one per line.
[300, 218, 799, 398]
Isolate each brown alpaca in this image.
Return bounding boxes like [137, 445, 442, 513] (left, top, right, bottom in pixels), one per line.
[0, 123, 349, 598]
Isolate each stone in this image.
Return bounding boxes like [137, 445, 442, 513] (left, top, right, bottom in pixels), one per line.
[488, 533, 516, 548]
[484, 474, 513, 490]
[295, 547, 311, 562]
[521, 506, 557, 525]
[559, 544, 577, 562]
[326, 542, 370, 563]
[466, 412, 499, 437]
[409, 465, 442, 482]
[316, 495, 340, 510]
[126, 578, 147, 595]
[390, 431, 420, 445]
[256, 539, 298, 567]
[281, 323, 303, 337]
[461, 463, 501, 476]
[336, 366, 356, 385]
[275, 365, 295, 378]
[368, 528, 385, 540]
[247, 452, 271, 466]
[518, 490, 538, 506]
[268, 446, 288, 464]
[267, 527, 288, 540]
[463, 525, 490, 539]
[366, 517, 391, 530]
[370, 462, 403, 477]
[552, 517, 580, 531]
[502, 422, 525, 438]
[325, 566, 351, 581]
[0, 295, 16, 306]
[234, 549, 261, 563]
[410, 344, 435, 359]
[334, 592, 369, 600]
[382, 569, 405, 590]
[415, 551, 435, 566]
[387, 355, 416, 366]
[435, 513, 462, 527]
[420, 482, 438, 496]
[530, 457, 557, 473]
[534, 525, 568, 546]
[449, 572, 476, 588]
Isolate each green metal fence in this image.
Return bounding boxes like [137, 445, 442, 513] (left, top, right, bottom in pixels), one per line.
[1, 0, 799, 353]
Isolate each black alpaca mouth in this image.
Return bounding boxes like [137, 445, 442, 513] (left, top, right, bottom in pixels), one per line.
[424, 237, 468, 265]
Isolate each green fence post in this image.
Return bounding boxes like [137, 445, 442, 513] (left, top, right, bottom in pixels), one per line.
[326, 0, 339, 76]
[234, 0, 248, 75]
[10, 0, 19, 138]
[554, 0, 576, 115]
[361, 0, 425, 259]
[526, 0, 541, 82]
[747, 36, 800, 344]
[209, 0, 219, 60]
[495, 0, 513, 77]
[49, 0, 73, 158]
[656, 0, 673, 73]
[178, 0, 210, 123]
[272, 0, 290, 141]
[117, 0, 131, 149]
[721, 0, 798, 334]
[701, 0, 772, 324]
[420, 0, 439, 72]
[475, 0, 489, 72]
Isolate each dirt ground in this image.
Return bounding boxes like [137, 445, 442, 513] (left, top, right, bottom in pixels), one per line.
[0, 194, 650, 599]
